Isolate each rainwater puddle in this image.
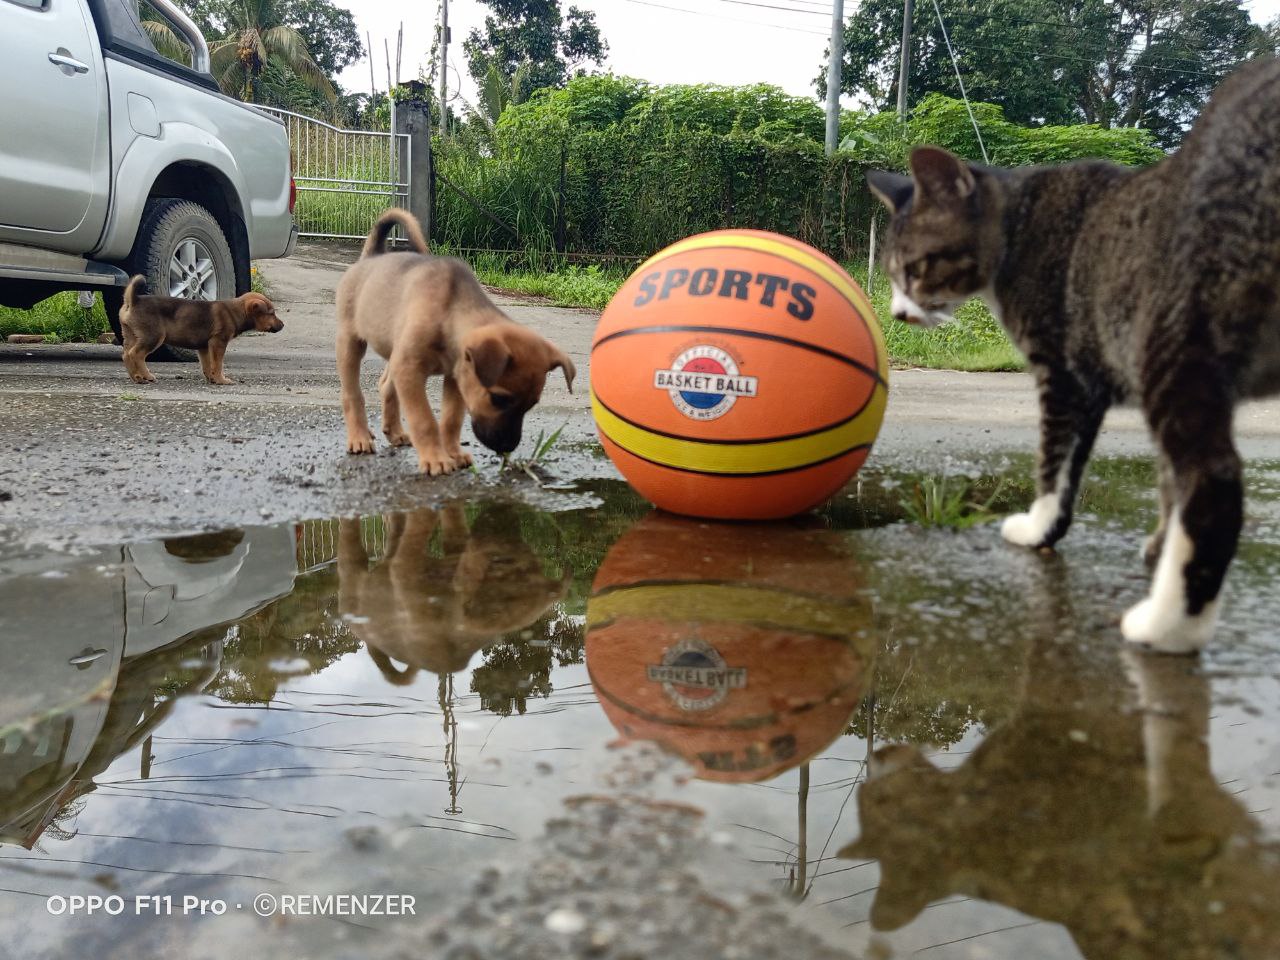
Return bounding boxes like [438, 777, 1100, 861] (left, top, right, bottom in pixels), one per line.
[2, 459, 1280, 959]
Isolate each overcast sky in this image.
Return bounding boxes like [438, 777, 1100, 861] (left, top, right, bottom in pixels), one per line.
[335, 0, 1280, 113]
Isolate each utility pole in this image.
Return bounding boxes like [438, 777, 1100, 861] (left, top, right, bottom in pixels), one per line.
[395, 22, 403, 87]
[896, 0, 914, 118]
[824, 0, 845, 155]
[367, 30, 377, 96]
[438, 0, 450, 136]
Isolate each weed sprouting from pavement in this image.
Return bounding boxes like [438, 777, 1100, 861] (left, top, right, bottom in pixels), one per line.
[901, 475, 1005, 529]
[496, 422, 568, 482]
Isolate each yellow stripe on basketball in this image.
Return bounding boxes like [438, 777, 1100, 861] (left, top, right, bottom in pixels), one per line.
[592, 383, 886, 475]
[637, 231, 888, 380]
[588, 582, 866, 636]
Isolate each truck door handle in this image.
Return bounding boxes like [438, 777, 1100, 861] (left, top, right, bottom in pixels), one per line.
[49, 51, 90, 74]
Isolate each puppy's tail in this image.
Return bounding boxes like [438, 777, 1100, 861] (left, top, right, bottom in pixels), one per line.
[123, 275, 146, 311]
[361, 208, 429, 258]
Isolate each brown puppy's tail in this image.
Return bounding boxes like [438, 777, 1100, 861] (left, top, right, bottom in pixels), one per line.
[123, 275, 146, 311]
[361, 208, 429, 258]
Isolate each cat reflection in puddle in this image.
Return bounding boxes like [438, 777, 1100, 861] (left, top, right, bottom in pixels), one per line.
[337, 503, 568, 681]
[842, 558, 1280, 959]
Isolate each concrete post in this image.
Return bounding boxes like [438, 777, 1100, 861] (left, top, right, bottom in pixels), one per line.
[394, 90, 434, 239]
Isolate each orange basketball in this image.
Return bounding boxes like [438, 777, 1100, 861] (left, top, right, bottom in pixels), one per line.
[591, 229, 888, 520]
[585, 515, 874, 783]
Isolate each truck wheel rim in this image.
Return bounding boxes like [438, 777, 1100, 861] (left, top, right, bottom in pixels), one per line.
[168, 238, 217, 300]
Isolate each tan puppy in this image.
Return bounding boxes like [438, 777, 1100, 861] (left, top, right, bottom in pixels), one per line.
[336, 504, 568, 680]
[118, 276, 283, 385]
[336, 209, 576, 474]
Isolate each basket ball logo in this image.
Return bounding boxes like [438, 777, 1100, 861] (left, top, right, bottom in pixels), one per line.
[653, 345, 759, 421]
[645, 637, 747, 711]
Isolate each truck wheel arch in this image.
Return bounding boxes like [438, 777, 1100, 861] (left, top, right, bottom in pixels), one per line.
[142, 162, 251, 296]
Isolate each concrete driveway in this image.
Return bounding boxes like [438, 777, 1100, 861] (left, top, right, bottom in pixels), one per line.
[1, 240, 1278, 552]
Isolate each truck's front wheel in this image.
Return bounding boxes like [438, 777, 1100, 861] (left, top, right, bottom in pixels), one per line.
[129, 199, 237, 361]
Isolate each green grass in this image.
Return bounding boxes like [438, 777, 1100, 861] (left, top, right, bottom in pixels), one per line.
[467, 258, 624, 311]
[856, 268, 1025, 372]
[0, 264, 272, 345]
[460, 254, 1025, 372]
[0, 292, 109, 343]
[900, 474, 1007, 529]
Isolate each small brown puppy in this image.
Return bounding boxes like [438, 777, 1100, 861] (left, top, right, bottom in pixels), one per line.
[336, 208, 576, 475]
[119, 275, 283, 385]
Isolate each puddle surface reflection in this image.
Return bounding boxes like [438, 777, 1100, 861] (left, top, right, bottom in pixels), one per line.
[2, 464, 1280, 959]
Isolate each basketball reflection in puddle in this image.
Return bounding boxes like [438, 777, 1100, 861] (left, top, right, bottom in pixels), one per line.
[585, 513, 875, 783]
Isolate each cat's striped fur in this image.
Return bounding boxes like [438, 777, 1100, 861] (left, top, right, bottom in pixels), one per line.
[867, 57, 1280, 653]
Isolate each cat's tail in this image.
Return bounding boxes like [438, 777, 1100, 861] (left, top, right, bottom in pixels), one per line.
[361, 208, 429, 258]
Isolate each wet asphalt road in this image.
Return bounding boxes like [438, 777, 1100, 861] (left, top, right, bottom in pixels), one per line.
[3, 241, 1280, 554]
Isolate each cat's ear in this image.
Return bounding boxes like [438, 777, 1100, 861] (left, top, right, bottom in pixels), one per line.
[909, 146, 976, 206]
[866, 169, 914, 213]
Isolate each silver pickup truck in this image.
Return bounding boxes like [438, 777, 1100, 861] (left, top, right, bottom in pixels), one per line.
[0, 0, 297, 342]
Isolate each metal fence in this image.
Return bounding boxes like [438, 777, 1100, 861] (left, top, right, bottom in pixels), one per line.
[294, 516, 391, 572]
[259, 106, 410, 240]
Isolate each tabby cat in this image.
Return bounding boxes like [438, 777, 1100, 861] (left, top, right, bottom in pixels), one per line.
[866, 57, 1280, 653]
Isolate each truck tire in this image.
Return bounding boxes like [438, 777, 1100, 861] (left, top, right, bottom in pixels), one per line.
[131, 199, 237, 362]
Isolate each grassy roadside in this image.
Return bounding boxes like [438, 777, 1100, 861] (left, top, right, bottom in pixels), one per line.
[2, 253, 1023, 373]
[0, 267, 273, 345]
[469, 255, 1024, 372]
[0, 292, 108, 343]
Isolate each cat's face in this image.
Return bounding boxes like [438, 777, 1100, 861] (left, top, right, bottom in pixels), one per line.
[867, 147, 1003, 329]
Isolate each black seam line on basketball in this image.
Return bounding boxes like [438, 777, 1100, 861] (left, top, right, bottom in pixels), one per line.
[587, 616, 855, 643]
[592, 325, 888, 391]
[589, 578, 869, 609]
[587, 667, 867, 732]
[594, 388, 880, 448]
[634, 242, 879, 340]
[609, 440, 874, 479]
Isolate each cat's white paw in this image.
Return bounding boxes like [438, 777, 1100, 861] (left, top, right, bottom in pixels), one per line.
[1000, 494, 1060, 547]
[1121, 596, 1217, 654]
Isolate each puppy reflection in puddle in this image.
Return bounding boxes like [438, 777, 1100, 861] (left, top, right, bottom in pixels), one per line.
[337, 503, 568, 682]
[842, 557, 1280, 959]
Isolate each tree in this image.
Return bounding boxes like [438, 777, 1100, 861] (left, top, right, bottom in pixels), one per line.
[464, 0, 608, 95]
[827, 0, 1267, 147]
[169, 0, 362, 75]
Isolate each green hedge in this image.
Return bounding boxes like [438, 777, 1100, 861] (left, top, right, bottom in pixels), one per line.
[428, 75, 1164, 263]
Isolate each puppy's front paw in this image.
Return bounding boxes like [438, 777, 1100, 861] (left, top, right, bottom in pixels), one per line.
[1121, 596, 1217, 654]
[131, 372, 157, 384]
[384, 429, 412, 447]
[212, 377, 234, 386]
[1000, 494, 1061, 548]
[347, 432, 376, 454]
[449, 450, 474, 469]
[418, 453, 456, 476]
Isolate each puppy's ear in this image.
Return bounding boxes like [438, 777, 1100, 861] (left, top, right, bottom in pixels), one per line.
[549, 348, 576, 394]
[909, 146, 975, 206]
[466, 338, 512, 388]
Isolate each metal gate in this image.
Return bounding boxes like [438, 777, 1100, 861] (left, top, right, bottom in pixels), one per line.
[259, 106, 410, 240]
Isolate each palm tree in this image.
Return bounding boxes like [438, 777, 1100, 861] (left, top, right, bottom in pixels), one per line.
[460, 61, 533, 142]
[142, 0, 334, 105]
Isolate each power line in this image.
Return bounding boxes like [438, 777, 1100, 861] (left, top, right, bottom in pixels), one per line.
[938, 26, 1251, 73]
[707, 0, 832, 15]
[620, 0, 829, 36]
[927, 0, 989, 161]
[955, 40, 1236, 79]
[939, 10, 1262, 60]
